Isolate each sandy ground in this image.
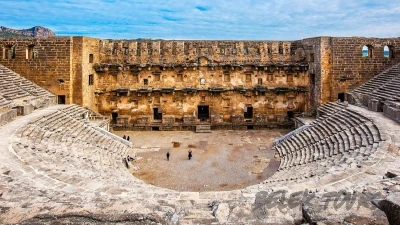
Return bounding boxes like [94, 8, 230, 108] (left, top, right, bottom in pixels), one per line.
[113, 129, 290, 192]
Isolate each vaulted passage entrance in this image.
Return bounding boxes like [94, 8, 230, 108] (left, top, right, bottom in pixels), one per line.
[198, 105, 209, 122]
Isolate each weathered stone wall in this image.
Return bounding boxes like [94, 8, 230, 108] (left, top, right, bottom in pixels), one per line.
[98, 40, 302, 65]
[2, 36, 400, 127]
[94, 40, 310, 127]
[294, 38, 322, 106]
[0, 37, 73, 103]
[72, 37, 100, 110]
[330, 37, 400, 101]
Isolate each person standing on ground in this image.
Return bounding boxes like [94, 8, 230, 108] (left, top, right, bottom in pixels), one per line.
[123, 135, 126, 140]
[188, 149, 192, 160]
[127, 136, 130, 141]
[166, 152, 170, 161]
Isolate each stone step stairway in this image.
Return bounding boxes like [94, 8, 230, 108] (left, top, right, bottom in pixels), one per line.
[195, 125, 211, 133]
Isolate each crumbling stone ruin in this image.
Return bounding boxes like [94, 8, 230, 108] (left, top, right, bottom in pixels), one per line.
[1, 37, 399, 130]
[0, 36, 400, 224]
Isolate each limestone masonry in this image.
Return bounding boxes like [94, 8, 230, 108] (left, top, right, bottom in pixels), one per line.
[1, 36, 399, 130]
[1, 35, 400, 224]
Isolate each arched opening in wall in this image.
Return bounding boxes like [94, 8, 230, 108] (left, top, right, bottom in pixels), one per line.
[384, 46, 389, 58]
[3, 45, 15, 59]
[384, 45, 396, 59]
[362, 45, 373, 58]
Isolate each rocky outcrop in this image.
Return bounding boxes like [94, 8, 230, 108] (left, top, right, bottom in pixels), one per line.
[0, 26, 55, 38]
[372, 193, 400, 225]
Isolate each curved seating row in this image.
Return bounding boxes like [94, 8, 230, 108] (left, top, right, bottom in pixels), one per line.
[0, 93, 11, 111]
[350, 64, 400, 98]
[11, 105, 135, 189]
[269, 102, 382, 183]
[0, 65, 53, 99]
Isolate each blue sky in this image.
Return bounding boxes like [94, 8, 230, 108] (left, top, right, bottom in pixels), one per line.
[1, 0, 400, 40]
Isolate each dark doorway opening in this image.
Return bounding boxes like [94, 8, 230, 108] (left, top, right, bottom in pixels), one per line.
[247, 125, 254, 130]
[378, 102, 384, 112]
[111, 112, 118, 124]
[198, 105, 209, 121]
[337, 93, 345, 102]
[287, 111, 294, 119]
[58, 95, 66, 104]
[244, 106, 253, 119]
[153, 108, 162, 120]
[310, 73, 316, 107]
[152, 126, 160, 131]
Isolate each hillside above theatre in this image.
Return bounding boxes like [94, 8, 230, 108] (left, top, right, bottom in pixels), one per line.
[0, 26, 55, 38]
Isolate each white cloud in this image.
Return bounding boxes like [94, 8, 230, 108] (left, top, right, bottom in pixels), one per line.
[1, 0, 399, 39]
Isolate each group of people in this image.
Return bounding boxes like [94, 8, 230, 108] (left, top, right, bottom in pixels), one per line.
[122, 135, 130, 141]
[166, 149, 193, 161]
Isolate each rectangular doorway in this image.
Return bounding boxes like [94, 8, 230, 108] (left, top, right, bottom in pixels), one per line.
[153, 108, 162, 120]
[58, 95, 66, 104]
[338, 93, 345, 102]
[111, 112, 118, 124]
[287, 111, 294, 118]
[310, 73, 316, 106]
[244, 106, 253, 119]
[198, 105, 209, 121]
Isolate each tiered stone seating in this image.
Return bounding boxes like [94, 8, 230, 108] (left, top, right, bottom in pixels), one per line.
[0, 75, 31, 100]
[316, 101, 347, 117]
[59, 104, 88, 120]
[350, 64, 400, 96]
[373, 75, 400, 101]
[0, 65, 53, 98]
[0, 93, 11, 112]
[11, 106, 132, 189]
[349, 63, 400, 109]
[270, 102, 382, 183]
